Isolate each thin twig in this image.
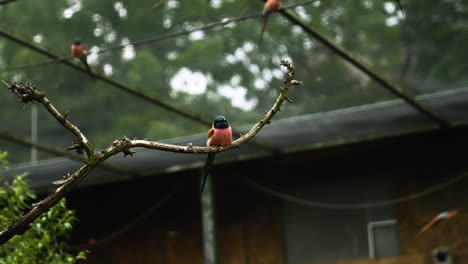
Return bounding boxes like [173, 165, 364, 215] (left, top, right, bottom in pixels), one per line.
[3, 81, 94, 156]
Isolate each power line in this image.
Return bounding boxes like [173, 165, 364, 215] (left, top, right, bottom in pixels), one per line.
[0, 55, 72, 73]
[241, 171, 468, 209]
[0, 0, 319, 73]
[277, 9, 451, 129]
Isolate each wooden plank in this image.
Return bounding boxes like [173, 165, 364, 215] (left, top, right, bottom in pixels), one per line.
[317, 254, 423, 264]
[164, 230, 204, 264]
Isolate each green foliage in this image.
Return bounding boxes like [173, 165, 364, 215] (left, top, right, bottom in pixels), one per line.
[0, 151, 87, 264]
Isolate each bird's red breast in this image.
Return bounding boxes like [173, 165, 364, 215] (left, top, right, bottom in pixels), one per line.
[71, 44, 87, 58]
[207, 126, 232, 147]
[263, 0, 282, 14]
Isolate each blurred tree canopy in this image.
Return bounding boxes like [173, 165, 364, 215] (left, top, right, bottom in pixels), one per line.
[0, 151, 87, 263]
[0, 0, 467, 163]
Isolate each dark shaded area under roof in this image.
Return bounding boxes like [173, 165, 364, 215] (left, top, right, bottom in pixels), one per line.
[2, 87, 468, 193]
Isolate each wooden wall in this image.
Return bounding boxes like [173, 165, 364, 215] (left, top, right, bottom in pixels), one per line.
[310, 126, 468, 264]
[217, 176, 285, 264]
[68, 170, 284, 264]
[394, 127, 468, 264]
[70, 173, 204, 264]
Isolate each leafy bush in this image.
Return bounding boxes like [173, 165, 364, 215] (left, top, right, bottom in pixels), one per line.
[0, 151, 87, 264]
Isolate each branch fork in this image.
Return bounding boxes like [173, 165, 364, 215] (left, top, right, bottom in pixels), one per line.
[3, 81, 44, 105]
[3, 81, 94, 157]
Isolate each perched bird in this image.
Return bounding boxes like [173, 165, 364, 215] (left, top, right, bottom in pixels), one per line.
[70, 37, 94, 79]
[417, 210, 459, 235]
[260, 0, 282, 40]
[201, 116, 232, 192]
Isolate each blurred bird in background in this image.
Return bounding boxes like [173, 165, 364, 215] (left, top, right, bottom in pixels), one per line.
[259, 0, 282, 42]
[417, 210, 459, 235]
[71, 37, 94, 79]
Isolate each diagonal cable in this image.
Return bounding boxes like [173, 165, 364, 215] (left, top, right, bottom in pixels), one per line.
[276, 9, 451, 129]
[0, 0, 18, 5]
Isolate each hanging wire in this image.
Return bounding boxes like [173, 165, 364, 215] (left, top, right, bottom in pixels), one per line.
[0, 56, 73, 73]
[0, 0, 319, 73]
[240, 170, 468, 209]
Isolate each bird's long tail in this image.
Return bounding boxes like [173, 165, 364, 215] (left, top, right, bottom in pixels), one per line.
[201, 153, 216, 192]
[258, 15, 269, 46]
[80, 57, 95, 80]
[261, 16, 269, 34]
[417, 217, 440, 235]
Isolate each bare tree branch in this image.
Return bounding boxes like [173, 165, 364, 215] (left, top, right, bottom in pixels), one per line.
[0, 59, 301, 245]
[3, 81, 94, 157]
[128, 60, 302, 153]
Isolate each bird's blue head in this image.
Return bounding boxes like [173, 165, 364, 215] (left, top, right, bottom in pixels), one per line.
[213, 116, 229, 129]
[73, 37, 82, 45]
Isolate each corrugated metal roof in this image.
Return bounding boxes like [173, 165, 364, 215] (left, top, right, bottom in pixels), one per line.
[2, 87, 468, 192]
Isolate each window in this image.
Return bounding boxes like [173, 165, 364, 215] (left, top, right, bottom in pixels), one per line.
[367, 220, 400, 258]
